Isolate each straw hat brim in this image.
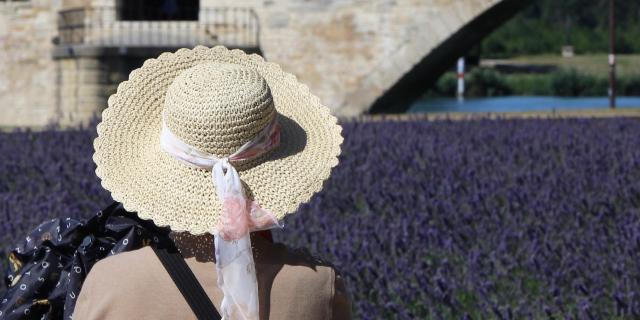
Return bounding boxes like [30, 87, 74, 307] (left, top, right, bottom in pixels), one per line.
[93, 46, 343, 235]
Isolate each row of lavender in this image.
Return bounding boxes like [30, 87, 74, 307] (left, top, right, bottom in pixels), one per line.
[2, 117, 640, 318]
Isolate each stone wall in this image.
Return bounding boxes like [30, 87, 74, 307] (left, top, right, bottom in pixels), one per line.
[0, 0, 504, 128]
[259, 0, 501, 116]
[0, 0, 60, 127]
[56, 56, 116, 126]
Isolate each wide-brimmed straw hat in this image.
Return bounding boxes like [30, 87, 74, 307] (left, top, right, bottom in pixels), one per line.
[93, 45, 343, 235]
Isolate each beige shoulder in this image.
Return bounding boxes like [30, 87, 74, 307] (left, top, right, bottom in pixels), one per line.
[266, 243, 337, 286]
[95, 245, 156, 266]
[79, 246, 161, 294]
[74, 247, 161, 319]
[264, 244, 353, 319]
[86, 246, 160, 283]
[284, 247, 352, 319]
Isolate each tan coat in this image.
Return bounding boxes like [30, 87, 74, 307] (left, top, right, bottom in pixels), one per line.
[74, 235, 352, 319]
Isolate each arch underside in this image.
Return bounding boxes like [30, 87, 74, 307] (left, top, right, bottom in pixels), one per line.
[368, 0, 533, 114]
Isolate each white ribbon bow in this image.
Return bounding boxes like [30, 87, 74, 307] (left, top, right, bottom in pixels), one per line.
[160, 116, 283, 320]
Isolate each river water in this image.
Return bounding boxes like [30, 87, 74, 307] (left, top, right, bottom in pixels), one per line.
[409, 96, 640, 113]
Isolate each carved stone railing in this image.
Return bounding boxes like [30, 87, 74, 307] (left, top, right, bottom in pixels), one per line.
[57, 6, 259, 49]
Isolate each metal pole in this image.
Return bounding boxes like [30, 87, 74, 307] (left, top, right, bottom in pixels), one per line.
[457, 57, 465, 101]
[609, 0, 616, 109]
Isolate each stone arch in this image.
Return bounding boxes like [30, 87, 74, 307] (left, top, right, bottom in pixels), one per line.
[342, 0, 532, 115]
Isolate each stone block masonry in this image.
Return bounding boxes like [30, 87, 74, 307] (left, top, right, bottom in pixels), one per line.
[259, 0, 503, 116]
[0, 0, 506, 128]
[0, 1, 59, 128]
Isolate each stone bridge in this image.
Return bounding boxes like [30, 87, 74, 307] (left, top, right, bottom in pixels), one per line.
[0, 0, 530, 127]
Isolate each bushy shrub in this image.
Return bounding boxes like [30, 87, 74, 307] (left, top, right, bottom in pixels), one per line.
[466, 68, 513, 97]
[2, 117, 640, 318]
[503, 73, 553, 96]
[618, 77, 640, 96]
[427, 68, 513, 98]
[549, 69, 609, 96]
[427, 72, 457, 98]
[427, 68, 640, 98]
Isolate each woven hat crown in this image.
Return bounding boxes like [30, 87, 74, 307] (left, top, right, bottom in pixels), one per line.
[163, 62, 276, 157]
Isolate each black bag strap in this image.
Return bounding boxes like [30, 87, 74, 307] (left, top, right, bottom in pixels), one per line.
[151, 242, 222, 320]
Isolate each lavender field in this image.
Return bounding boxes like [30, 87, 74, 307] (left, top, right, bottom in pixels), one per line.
[2, 117, 640, 319]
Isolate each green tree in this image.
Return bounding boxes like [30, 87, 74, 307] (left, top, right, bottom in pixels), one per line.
[480, 0, 640, 58]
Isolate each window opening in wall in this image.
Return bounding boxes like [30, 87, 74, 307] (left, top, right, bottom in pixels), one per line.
[118, 0, 199, 21]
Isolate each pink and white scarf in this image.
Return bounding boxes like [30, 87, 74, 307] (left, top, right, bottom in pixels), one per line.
[160, 114, 283, 320]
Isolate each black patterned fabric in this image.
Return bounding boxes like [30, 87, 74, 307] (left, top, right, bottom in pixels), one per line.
[0, 202, 170, 320]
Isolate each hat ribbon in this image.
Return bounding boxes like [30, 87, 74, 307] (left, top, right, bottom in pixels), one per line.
[160, 115, 284, 320]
